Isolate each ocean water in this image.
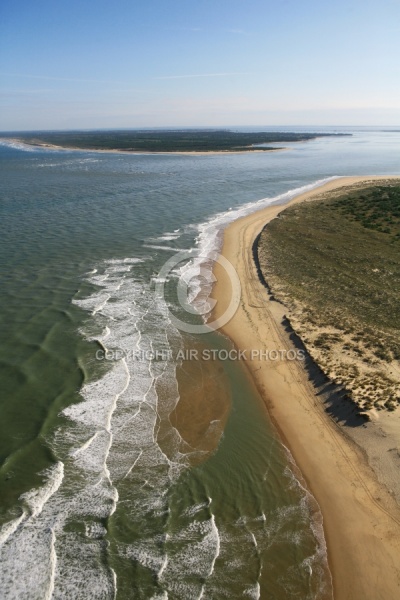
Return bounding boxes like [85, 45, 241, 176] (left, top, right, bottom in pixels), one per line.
[0, 128, 400, 599]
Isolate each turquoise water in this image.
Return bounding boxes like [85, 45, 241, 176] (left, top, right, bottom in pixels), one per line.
[0, 128, 399, 598]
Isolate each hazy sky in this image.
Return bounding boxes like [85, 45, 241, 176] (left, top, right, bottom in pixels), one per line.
[1, 0, 400, 130]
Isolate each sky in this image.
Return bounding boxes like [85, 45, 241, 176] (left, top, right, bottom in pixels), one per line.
[1, 0, 400, 130]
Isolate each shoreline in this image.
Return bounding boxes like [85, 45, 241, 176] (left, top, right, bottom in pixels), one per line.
[0, 138, 287, 156]
[211, 176, 400, 599]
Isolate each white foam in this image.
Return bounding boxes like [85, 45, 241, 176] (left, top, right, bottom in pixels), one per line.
[44, 528, 57, 600]
[281, 443, 333, 599]
[182, 502, 209, 518]
[158, 554, 168, 579]
[0, 511, 27, 547]
[0, 179, 337, 598]
[0, 257, 182, 597]
[61, 257, 189, 593]
[121, 449, 143, 480]
[0, 463, 65, 599]
[20, 462, 64, 519]
[143, 244, 184, 252]
[35, 157, 101, 168]
[208, 513, 220, 576]
[146, 232, 182, 242]
[111, 568, 117, 600]
[244, 582, 261, 599]
[182, 177, 339, 317]
[0, 139, 46, 152]
[104, 257, 145, 264]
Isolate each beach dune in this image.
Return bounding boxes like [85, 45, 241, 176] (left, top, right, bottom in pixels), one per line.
[211, 176, 400, 600]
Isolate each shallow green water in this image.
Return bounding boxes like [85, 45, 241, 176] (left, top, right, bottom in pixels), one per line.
[1, 129, 399, 598]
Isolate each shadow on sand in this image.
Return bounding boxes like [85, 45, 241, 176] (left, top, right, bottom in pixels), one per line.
[253, 230, 366, 428]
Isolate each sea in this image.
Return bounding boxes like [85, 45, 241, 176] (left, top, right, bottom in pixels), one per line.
[0, 127, 399, 599]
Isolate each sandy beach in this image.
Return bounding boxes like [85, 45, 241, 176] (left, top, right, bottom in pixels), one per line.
[211, 176, 400, 600]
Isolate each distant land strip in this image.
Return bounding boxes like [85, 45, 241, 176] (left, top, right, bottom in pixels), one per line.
[0, 129, 351, 153]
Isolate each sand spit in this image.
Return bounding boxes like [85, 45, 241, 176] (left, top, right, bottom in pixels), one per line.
[211, 176, 400, 600]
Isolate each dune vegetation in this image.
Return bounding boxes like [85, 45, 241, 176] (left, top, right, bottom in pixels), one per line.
[257, 181, 400, 413]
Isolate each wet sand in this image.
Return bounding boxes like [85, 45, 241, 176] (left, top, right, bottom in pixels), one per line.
[211, 176, 400, 600]
[168, 339, 231, 465]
